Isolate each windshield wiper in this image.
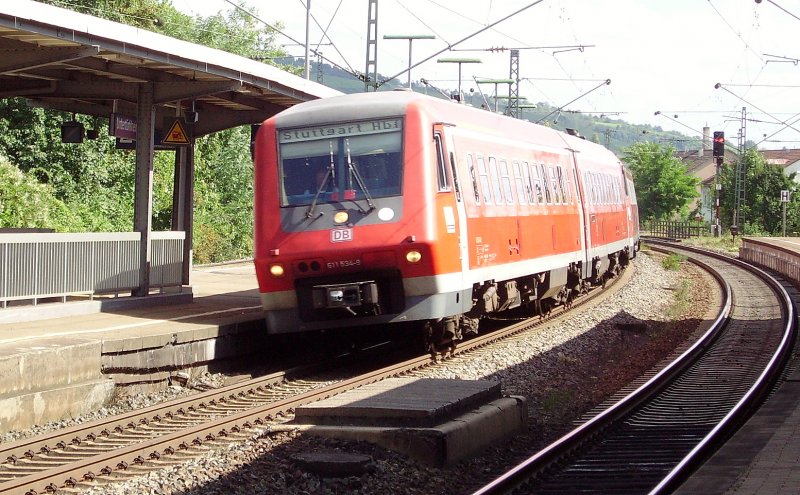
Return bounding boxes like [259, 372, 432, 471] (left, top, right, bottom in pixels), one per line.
[305, 143, 336, 219]
[345, 141, 375, 214]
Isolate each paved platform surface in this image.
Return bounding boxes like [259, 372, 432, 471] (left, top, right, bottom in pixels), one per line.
[0, 261, 262, 349]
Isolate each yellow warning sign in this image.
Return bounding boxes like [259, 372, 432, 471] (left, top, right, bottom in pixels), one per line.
[162, 119, 190, 145]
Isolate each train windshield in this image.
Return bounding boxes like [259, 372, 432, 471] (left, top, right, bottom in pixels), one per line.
[277, 118, 403, 207]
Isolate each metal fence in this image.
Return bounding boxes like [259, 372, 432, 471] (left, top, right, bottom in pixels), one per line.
[0, 231, 185, 307]
[645, 221, 707, 239]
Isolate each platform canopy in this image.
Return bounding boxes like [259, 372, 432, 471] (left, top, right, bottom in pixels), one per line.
[0, 0, 341, 137]
[0, 1, 343, 297]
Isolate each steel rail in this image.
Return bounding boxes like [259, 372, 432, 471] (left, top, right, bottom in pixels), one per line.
[0, 265, 629, 495]
[471, 242, 795, 495]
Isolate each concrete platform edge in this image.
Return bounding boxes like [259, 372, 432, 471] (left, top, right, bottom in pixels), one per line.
[0, 378, 115, 433]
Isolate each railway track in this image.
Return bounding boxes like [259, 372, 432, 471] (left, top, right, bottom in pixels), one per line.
[472, 241, 797, 495]
[0, 262, 629, 495]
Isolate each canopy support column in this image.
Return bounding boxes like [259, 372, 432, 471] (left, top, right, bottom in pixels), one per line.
[171, 141, 194, 285]
[133, 82, 155, 297]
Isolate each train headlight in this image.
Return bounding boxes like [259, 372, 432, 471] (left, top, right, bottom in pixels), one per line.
[334, 211, 349, 224]
[405, 250, 422, 263]
[269, 264, 285, 277]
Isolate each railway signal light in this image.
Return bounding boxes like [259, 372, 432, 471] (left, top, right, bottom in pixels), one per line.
[713, 131, 725, 158]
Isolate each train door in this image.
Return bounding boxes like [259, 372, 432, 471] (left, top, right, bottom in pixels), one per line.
[434, 125, 470, 293]
[571, 152, 592, 278]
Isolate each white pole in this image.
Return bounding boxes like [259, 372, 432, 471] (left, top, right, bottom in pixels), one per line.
[304, 1, 311, 80]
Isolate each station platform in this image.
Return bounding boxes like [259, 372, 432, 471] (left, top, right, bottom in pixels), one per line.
[0, 261, 266, 433]
[739, 236, 800, 288]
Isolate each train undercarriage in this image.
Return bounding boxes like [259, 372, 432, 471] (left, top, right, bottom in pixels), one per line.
[423, 248, 633, 355]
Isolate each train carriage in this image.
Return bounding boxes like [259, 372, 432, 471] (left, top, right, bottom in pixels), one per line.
[253, 91, 639, 348]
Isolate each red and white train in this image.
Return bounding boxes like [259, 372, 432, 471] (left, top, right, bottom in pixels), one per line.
[253, 91, 639, 348]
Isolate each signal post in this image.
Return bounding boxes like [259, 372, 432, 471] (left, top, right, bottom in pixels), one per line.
[713, 131, 724, 237]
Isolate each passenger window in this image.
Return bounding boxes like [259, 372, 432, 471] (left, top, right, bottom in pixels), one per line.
[499, 159, 514, 205]
[549, 165, 561, 204]
[523, 161, 534, 204]
[467, 154, 480, 203]
[513, 161, 526, 204]
[434, 133, 450, 192]
[563, 166, 572, 204]
[488, 157, 504, 204]
[541, 164, 552, 204]
[556, 166, 567, 205]
[622, 166, 630, 196]
[477, 155, 493, 204]
[531, 163, 543, 204]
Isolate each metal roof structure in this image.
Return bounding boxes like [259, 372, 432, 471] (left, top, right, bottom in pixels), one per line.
[0, 0, 341, 137]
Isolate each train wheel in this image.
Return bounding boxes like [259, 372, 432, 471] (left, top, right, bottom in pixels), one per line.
[423, 317, 462, 359]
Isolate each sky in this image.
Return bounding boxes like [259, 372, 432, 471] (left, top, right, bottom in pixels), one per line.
[170, 0, 800, 150]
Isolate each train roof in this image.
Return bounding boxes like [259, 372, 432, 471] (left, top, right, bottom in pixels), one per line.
[270, 91, 621, 165]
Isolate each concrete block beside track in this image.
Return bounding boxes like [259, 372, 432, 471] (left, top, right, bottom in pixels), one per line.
[290, 378, 527, 466]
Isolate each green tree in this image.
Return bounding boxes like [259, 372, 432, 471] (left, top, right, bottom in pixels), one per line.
[621, 142, 700, 221]
[718, 148, 799, 234]
[0, 155, 85, 231]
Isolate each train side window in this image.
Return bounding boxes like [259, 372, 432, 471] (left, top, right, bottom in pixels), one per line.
[541, 164, 552, 204]
[599, 174, 606, 204]
[556, 166, 567, 205]
[549, 165, 561, 204]
[512, 161, 527, 205]
[531, 163, 543, 204]
[477, 155, 493, 204]
[621, 166, 630, 196]
[499, 159, 514, 205]
[592, 174, 603, 205]
[523, 161, 534, 204]
[488, 156, 504, 204]
[594, 174, 600, 204]
[586, 172, 595, 204]
[467, 154, 480, 204]
[434, 132, 451, 192]
[611, 176, 617, 204]
[563, 166, 573, 204]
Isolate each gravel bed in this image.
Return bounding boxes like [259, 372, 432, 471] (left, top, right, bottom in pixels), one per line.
[8, 250, 713, 495]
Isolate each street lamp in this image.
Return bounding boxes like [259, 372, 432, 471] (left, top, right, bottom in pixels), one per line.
[437, 57, 481, 102]
[383, 34, 436, 88]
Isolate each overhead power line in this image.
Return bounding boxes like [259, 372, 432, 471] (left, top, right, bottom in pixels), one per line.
[377, 0, 546, 88]
[535, 79, 611, 124]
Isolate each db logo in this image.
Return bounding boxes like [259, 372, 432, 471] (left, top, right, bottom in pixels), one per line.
[331, 229, 353, 243]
